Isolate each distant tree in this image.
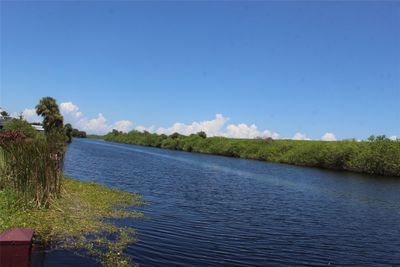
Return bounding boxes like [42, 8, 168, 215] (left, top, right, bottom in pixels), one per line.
[112, 129, 121, 134]
[1, 110, 9, 117]
[3, 119, 37, 139]
[78, 131, 87, 138]
[72, 128, 79, 136]
[368, 135, 390, 142]
[197, 131, 207, 139]
[35, 97, 64, 133]
[65, 123, 73, 143]
[170, 132, 182, 139]
[375, 135, 389, 141]
[70, 128, 86, 138]
[264, 137, 273, 144]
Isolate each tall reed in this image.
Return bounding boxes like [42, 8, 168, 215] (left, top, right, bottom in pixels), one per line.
[0, 131, 65, 207]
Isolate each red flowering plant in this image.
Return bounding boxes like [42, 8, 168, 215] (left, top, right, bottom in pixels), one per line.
[0, 130, 26, 147]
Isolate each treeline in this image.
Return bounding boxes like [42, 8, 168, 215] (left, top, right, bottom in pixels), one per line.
[1, 116, 86, 142]
[0, 97, 84, 206]
[72, 128, 87, 138]
[65, 123, 87, 142]
[0, 97, 68, 206]
[103, 130, 400, 177]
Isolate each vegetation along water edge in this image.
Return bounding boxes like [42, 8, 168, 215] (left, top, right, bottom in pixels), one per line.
[101, 130, 400, 177]
[0, 97, 143, 267]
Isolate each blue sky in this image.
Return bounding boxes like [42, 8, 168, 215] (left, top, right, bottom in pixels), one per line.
[1, 1, 399, 139]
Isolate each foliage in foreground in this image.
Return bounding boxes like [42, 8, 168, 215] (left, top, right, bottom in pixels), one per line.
[103, 131, 400, 177]
[0, 97, 141, 266]
[0, 96, 76, 207]
[0, 177, 143, 267]
[0, 132, 65, 207]
[3, 119, 39, 139]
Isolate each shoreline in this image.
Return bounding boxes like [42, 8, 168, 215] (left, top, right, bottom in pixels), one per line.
[93, 139, 399, 180]
[0, 177, 143, 267]
[96, 132, 400, 177]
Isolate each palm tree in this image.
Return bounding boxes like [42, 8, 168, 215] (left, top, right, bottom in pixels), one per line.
[64, 123, 73, 143]
[36, 97, 64, 133]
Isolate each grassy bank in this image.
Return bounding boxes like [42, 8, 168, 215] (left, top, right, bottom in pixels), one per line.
[0, 177, 143, 266]
[103, 131, 400, 177]
[1, 98, 144, 266]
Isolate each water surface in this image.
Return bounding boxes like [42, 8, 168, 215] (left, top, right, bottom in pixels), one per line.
[61, 138, 400, 266]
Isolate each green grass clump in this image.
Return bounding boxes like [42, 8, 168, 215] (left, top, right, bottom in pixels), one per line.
[102, 131, 400, 177]
[0, 177, 143, 267]
[0, 137, 64, 207]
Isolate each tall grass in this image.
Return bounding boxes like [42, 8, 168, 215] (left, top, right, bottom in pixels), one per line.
[0, 147, 5, 172]
[0, 133, 65, 207]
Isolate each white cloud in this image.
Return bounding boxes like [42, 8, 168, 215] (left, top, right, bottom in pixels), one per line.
[75, 113, 110, 134]
[224, 123, 280, 139]
[136, 125, 155, 133]
[14, 103, 339, 140]
[13, 103, 131, 135]
[225, 123, 260, 138]
[141, 114, 280, 139]
[390, 136, 398, 141]
[9, 111, 19, 118]
[292, 132, 311, 140]
[59, 102, 133, 135]
[263, 130, 280, 139]
[22, 108, 41, 123]
[113, 120, 133, 133]
[321, 132, 337, 141]
[155, 114, 228, 136]
[73, 113, 134, 135]
[60, 102, 82, 118]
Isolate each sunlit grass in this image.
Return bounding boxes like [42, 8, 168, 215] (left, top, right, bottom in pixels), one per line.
[0, 177, 143, 267]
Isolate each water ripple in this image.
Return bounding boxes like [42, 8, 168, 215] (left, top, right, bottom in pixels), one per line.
[63, 139, 400, 266]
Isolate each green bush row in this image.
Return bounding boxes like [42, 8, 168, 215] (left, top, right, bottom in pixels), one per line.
[104, 131, 400, 177]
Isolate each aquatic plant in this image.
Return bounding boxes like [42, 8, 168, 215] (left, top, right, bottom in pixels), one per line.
[0, 177, 143, 267]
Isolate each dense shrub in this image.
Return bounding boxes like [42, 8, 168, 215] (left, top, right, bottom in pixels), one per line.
[72, 128, 87, 138]
[3, 119, 37, 139]
[103, 132, 400, 177]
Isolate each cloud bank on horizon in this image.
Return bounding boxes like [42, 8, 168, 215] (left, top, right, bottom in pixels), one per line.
[20, 101, 340, 141]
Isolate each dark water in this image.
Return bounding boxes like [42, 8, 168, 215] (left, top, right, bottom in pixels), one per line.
[59, 138, 400, 266]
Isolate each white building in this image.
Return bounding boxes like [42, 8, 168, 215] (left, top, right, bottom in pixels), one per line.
[31, 125, 45, 132]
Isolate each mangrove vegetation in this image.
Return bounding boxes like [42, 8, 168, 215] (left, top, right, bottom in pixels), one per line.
[103, 130, 400, 177]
